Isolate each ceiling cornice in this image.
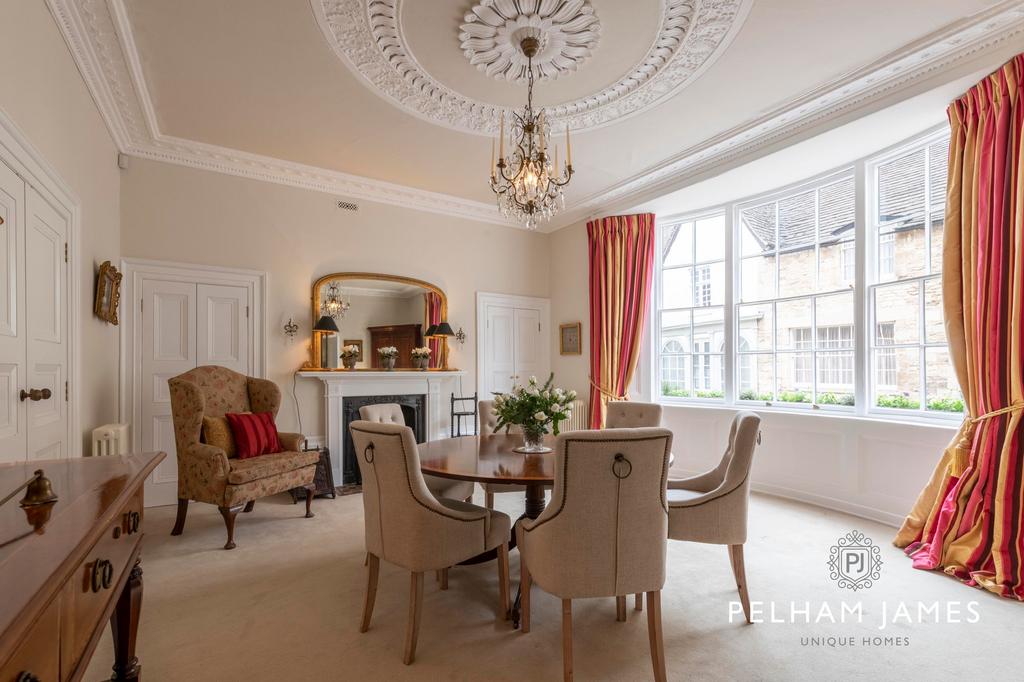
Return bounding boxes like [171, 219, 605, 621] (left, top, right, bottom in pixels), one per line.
[46, 0, 1024, 232]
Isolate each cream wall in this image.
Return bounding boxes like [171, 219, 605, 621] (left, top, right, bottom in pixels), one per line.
[120, 158, 550, 439]
[0, 1, 121, 454]
[549, 220, 590, 397]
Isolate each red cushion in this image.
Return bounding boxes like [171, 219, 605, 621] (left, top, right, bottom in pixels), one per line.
[225, 412, 282, 459]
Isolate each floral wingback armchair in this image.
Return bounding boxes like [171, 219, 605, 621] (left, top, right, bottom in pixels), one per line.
[168, 365, 320, 549]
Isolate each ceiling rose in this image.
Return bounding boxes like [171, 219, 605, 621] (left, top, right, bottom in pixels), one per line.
[459, 0, 601, 82]
[312, 0, 751, 135]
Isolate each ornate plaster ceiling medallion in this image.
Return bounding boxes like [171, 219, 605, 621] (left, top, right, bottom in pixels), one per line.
[459, 0, 600, 82]
[312, 0, 752, 134]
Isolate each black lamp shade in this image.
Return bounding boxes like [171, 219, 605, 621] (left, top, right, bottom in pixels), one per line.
[433, 321, 456, 337]
[425, 324, 438, 337]
[313, 315, 339, 333]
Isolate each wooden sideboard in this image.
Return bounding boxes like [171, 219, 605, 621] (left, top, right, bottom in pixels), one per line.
[0, 453, 164, 682]
[368, 323, 422, 369]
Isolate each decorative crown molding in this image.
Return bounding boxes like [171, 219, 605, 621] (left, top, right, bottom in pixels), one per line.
[45, 0, 1024, 233]
[313, 0, 751, 135]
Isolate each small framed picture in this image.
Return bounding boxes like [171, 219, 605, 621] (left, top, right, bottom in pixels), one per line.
[559, 322, 582, 355]
[343, 339, 364, 361]
[94, 261, 122, 325]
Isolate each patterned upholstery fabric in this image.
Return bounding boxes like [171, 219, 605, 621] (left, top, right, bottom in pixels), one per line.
[349, 420, 511, 572]
[169, 366, 316, 507]
[605, 401, 663, 428]
[227, 450, 320, 485]
[358, 403, 474, 501]
[202, 416, 237, 457]
[667, 412, 760, 545]
[517, 427, 673, 598]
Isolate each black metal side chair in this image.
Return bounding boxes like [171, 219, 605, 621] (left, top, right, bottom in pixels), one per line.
[451, 392, 478, 437]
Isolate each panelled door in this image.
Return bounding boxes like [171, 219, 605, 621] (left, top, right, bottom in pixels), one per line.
[481, 302, 547, 397]
[140, 279, 250, 506]
[0, 161, 70, 462]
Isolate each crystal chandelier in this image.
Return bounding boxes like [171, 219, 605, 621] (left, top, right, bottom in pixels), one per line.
[489, 36, 573, 230]
[320, 281, 351, 320]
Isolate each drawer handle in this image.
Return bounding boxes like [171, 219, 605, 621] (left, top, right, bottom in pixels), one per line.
[17, 672, 40, 682]
[124, 510, 140, 534]
[91, 559, 114, 593]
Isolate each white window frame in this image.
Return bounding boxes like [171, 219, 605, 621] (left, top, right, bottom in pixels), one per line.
[649, 124, 961, 424]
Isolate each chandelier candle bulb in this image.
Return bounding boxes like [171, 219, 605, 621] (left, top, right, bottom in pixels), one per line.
[499, 111, 505, 158]
[491, 137, 495, 177]
[566, 125, 572, 167]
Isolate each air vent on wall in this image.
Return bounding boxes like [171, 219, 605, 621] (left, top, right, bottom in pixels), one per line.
[337, 200, 359, 211]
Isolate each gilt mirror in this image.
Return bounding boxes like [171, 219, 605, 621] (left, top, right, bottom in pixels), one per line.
[308, 273, 451, 370]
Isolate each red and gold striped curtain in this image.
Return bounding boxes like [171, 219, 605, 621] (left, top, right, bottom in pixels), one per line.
[588, 214, 656, 428]
[895, 54, 1024, 600]
[424, 292, 444, 368]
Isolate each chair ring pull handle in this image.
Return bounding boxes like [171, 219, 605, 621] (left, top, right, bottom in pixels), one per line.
[363, 443, 375, 463]
[756, 431, 762, 445]
[612, 453, 632, 479]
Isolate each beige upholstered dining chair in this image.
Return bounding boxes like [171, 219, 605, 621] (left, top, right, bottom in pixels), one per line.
[605, 401, 663, 429]
[667, 411, 761, 623]
[359, 403, 474, 502]
[517, 428, 673, 682]
[349, 421, 512, 665]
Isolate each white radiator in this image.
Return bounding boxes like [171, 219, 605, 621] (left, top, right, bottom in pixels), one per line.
[92, 423, 130, 456]
[562, 399, 589, 432]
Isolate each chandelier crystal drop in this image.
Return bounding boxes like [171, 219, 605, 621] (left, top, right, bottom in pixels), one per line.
[489, 36, 574, 230]
[320, 281, 351, 320]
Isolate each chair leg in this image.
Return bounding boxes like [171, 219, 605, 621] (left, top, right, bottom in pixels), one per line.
[360, 554, 380, 633]
[305, 487, 315, 518]
[615, 596, 626, 622]
[403, 572, 424, 665]
[561, 599, 573, 682]
[521, 557, 532, 634]
[485, 490, 494, 509]
[497, 541, 510, 620]
[170, 498, 188, 536]
[635, 593, 643, 611]
[729, 544, 752, 624]
[440, 568, 449, 590]
[218, 505, 243, 550]
[646, 591, 667, 682]
[243, 500, 255, 513]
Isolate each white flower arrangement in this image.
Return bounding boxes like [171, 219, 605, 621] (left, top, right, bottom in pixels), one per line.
[340, 344, 360, 359]
[411, 346, 432, 358]
[492, 374, 576, 438]
[377, 346, 398, 358]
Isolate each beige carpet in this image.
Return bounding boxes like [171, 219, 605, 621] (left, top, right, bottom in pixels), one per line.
[84, 491, 1020, 681]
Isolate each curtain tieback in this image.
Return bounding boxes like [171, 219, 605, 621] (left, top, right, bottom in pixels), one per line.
[949, 403, 1024, 476]
[589, 377, 627, 401]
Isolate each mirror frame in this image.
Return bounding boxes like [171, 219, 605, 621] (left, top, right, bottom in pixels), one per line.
[307, 272, 451, 370]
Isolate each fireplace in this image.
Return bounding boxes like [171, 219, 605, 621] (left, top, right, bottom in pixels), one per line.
[341, 393, 426, 485]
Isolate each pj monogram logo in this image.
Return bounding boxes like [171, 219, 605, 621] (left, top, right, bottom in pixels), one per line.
[827, 530, 882, 591]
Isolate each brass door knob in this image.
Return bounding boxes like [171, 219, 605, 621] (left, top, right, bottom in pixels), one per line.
[19, 388, 51, 402]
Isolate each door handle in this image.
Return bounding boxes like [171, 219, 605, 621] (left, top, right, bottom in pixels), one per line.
[20, 388, 52, 402]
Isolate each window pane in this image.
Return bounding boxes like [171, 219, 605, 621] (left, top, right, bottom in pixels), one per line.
[878, 147, 925, 226]
[662, 267, 692, 309]
[877, 232, 896, 280]
[778, 250, 814, 298]
[738, 304, 772, 351]
[704, 262, 725, 306]
[738, 353, 774, 401]
[816, 351, 855, 400]
[694, 214, 725, 263]
[660, 353, 690, 398]
[816, 292, 854, 345]
[874, 347, 921, 409]
[925, 347, 963, 413]
[874, 281, 920, 345]
[928, 139, 948, 207]
[740, 203, 775, 257]
[924, 277, 944, 343]
[777, 352, 813, 403]
[660, 310, 691, 353]
[776, 298, 813, 350]
[741, 255, 775, 301]
[819, 176, 855, 239]
[692, 307, 724, 349]
[692, 355, 724, 398]
[930, 210, 944, 274]
[778, 190, 816, 249]
[819, 239, 854, 291]
[662, 221, 693, 267]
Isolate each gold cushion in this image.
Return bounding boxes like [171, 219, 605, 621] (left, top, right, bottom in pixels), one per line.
[202, 416, 237, 458]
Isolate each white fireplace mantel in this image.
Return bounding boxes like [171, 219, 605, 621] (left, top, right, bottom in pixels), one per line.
[298, 370, 466, 483]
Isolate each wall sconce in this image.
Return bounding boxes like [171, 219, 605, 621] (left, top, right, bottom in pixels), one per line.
[283, 318, 299, 340]
[455, 327, 466, 345]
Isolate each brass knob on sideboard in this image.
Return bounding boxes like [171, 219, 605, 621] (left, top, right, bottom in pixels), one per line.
[90, 559, 114, 593]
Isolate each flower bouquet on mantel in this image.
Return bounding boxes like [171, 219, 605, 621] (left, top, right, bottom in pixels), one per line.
[411, 346, 431, 370]
[377, 346, 398, 370]
[493, 374, 576, 453]
[340, 345, 360, 369]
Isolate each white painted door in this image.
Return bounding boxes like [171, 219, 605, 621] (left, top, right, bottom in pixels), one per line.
[0, 161, 25, 461]
[140, 280, 252, 506]
[24, 186, 68, 459]
[481, 303, 546, 397]
[141, 279, 197, 506]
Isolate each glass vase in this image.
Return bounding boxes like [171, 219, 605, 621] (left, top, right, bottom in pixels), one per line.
[515, 424, 552, 453]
